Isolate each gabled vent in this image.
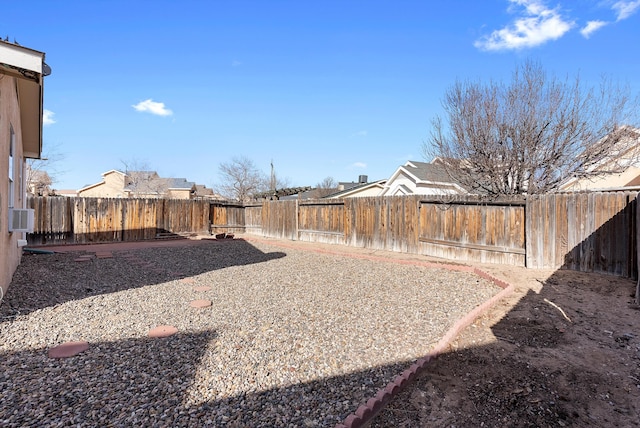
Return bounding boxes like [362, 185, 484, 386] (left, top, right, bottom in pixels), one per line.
[9, 208, 34, 233]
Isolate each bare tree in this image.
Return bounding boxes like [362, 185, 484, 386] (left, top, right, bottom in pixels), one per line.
[423, 60, 639, 195]
[218, 156, 267, 202]
[313, 176, 338, 198]
[26, 141, 65, 195]
[120, 158, 167, 197]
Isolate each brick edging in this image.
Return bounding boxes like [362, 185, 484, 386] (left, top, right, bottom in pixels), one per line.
[336, 269, 515, 428]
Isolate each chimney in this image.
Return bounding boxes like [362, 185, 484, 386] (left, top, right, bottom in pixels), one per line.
[358, 175, 368, 184]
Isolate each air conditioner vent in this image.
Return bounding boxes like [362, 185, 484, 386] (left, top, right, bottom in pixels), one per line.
[9, 208, 34, 233]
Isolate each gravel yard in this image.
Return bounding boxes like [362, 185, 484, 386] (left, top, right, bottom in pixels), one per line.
[0, 238, 501, 427]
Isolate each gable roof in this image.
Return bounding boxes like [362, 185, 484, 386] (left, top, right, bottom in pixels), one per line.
[403, 160, 460, 183]
[164, 177, 196, 190]
[391, 160, 466, 187]
[380, 160, 469, 196]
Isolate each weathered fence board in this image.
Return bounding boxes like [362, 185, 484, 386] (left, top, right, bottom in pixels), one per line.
[122, 198, 158, 241]
[297, 200, 345, 244]
[261, 200, 297, 240]
[244, 204, 262, 234]
[211, 203, 246, 234]
[526, 191, 637, 277]
[28, 197, 210, 245]
[158, 199, 210, 234]
[28, 196, 73, 245]
[72, 197, 123, 243]
[342, 196, 421, 253]
[418, 196, 526, 266]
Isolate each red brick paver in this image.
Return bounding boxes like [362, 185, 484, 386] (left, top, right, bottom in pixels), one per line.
[48, 341, 89, 358]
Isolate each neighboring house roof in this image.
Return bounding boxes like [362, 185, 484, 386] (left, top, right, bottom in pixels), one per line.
[0, 39, 49, 159]
[256, 186, 313, 200]
[164, 177, 196, 190]
[55, 189, 78, 197]
[379, 160, 468, 196]
[325, 180, 387, 198]
[401, 160, 456, 183]
[279, 190, 316, 200]
[195, 184, 225, 200]
[337, 181, 361, 191]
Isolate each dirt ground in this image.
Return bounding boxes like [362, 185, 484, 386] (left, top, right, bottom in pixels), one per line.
[370, 263, 640, 428]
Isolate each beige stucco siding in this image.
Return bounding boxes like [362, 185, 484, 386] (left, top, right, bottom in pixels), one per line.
[78, 172, 127, 198]
[0, 75, 27, 298]
[166, 189, 192, 199]
[561, 167, 640, 191]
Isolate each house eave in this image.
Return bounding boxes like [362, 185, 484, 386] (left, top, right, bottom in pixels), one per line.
[0, 41, 47, 160]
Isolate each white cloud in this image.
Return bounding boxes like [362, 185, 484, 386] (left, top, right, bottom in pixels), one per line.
[43, 109, 56, 126]
[612, 0, 640, 20]
[351, 162, 367, 169]
[354, 130, 368, 137]
[132, 99, 173, 116]
[232, 60, 242, 67]
[581, 20, 609, 38]
[475, 0, 574, 51]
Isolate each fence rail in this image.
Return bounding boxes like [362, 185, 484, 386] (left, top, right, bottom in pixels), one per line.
[28, 192, 639, 279]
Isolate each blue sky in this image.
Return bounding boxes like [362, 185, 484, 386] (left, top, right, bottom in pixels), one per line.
[2, 0, 640, 191]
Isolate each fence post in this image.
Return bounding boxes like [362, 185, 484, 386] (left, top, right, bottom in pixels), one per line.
[636, 193, 639, 303]
[295, 199, 299, 241]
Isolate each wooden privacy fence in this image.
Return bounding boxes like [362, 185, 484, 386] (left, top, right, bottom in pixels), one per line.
[213, 196, 528, 266]
[211, 192, 638, 278]
[526, 191, 638, 277]
[27, 197, 210, 245]
[28, 192, 638, 278]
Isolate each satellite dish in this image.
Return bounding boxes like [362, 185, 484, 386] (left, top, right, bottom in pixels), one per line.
[42, 62, 51, 76]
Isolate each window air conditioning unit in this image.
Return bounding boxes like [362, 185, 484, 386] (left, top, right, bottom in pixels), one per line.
[8, 208, 35, 233]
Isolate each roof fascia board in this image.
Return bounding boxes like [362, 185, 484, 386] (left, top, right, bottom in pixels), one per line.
[334, 181, 386, 197]
[77, 180, 106, 192]
[0, 42, 44, 74]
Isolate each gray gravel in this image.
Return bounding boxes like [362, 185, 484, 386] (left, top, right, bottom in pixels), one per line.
[0, 238, 500, 427]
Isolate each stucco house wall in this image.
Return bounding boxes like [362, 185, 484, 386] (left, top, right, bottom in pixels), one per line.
[0, 40, 46, 300]
[77, 170, 128, 198]
[78, 171, 123, 197]
[560, 166, 640, 191]
[166, 188, 193, 199]
[0, 74, 26, 298]
[560, 128, 640, 192]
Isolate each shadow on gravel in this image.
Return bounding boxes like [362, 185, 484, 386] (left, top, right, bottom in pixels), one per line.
[0, 327, 415, 426]
[0, 330, 218, 426]
[1, 239, 285, 316]
[370, 269, 640, 428]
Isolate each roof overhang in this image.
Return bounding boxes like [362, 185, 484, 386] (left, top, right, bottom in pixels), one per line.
[0, 41, 47, 159]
